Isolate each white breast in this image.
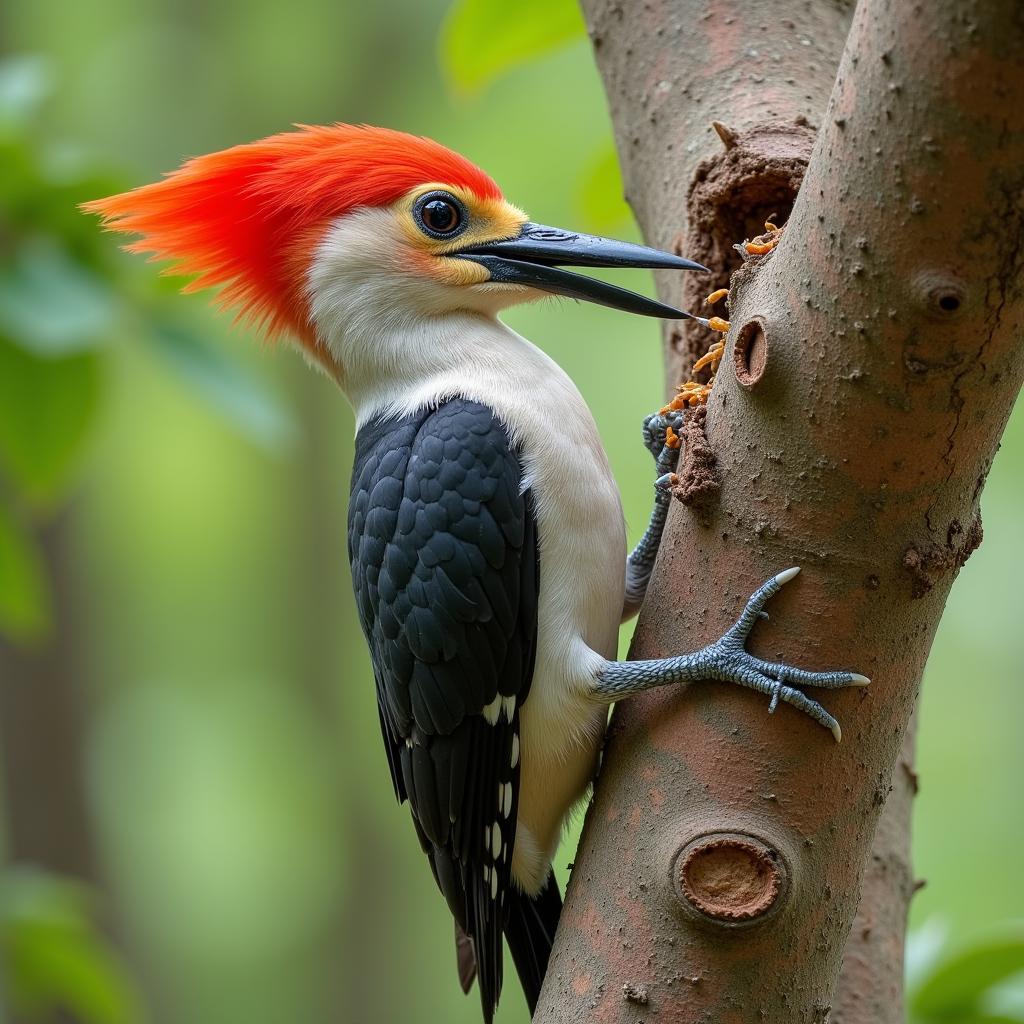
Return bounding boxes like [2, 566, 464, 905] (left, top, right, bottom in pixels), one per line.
[310, 209, 629, 882]
[344, 316, 625, 893]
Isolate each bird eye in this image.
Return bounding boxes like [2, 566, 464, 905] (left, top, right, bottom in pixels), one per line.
[423, 200, 458, 233]
[414, 191, 466, 239]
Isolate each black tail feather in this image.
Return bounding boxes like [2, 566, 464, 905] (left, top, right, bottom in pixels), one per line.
[455, 921, 477, 994]
[453, 873, 562, 1020]
[503, 873, 562, 1015]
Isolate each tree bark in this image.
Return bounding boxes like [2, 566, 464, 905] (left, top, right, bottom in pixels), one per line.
[832, 718, 917, 1024]
[537, 1, 1024, 1021]
[577, 3, 923, 1019]
[581, 0, 854, 379]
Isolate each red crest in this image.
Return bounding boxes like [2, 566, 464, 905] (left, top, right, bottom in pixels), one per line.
[84, 125, 501, 352]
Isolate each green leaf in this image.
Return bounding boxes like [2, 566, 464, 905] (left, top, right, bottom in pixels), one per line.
[931, 1017, 1024, 1024]
[578, 141, 632, 234]
[0, 500, 50, 643]
[0, 239, 116, 356]
[0, 337, 103, 506]
[0, 56, 54, 127]
[150, 324, 296, 453]
[440, 0, 585, 95]
[0, 866, 145, 1024]
[912, 933, 1024, 1018]
[907, 919, 951, 993]
[983, 972, 1024, 1022]
[0, 137, 43, 214]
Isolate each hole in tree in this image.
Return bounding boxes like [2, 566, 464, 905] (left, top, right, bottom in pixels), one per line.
[734, 320, 769, 387]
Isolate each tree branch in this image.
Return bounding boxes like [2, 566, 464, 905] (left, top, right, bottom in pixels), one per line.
[538, 1, 1024, 1019]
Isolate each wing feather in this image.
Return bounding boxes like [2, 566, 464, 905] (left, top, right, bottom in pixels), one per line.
[348, 400, 539, 1021]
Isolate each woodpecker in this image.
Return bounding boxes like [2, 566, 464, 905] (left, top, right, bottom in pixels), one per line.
[85, 124, 868, 1022]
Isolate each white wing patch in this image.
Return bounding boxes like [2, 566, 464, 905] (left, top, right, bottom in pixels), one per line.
[482, 695, 501, 725]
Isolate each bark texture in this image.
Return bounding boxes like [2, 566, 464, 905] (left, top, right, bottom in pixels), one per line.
[537, 1, 1024, 1021]
[569, 1, 912, 1017]
[583, 0, 854, 377]
[832, 719, 917, 1023]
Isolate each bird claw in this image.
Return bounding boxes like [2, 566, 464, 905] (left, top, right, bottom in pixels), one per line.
[642, 410, 684, 476]
[704, 567, 870, 742]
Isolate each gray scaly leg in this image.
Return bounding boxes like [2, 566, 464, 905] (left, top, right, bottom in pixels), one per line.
[598, 567, 869, 741]
[623, 408, 685, 618]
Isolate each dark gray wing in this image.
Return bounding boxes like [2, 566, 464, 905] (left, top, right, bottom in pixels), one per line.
[347, 398, 539, 1020]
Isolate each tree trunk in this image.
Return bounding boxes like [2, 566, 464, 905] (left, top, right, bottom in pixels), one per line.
[0, 511, 98, 1024]
[832, 718, 917, 1023]
[578, 2, 920, 1017]
[537, 1, 1024, 1020]
[0, 511, 96, 882]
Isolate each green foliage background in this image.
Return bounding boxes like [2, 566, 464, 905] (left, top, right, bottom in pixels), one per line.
[0, 2, 1020, 1021]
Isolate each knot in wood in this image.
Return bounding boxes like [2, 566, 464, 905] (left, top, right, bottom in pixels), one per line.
[676, 833, 784, 923]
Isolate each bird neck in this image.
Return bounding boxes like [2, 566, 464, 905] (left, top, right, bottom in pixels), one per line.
[317, 307, 563, 428]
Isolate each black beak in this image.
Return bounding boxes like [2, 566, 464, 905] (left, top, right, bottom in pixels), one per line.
[454, 222, 708, 319]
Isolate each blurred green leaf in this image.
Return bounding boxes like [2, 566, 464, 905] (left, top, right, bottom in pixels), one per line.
[0, 866, 145, 1024]
[440, 0, 585, 94]
[0, 500, 50, 643]
[0, 337, 102, 505]
[912, 933, 1024, 1019]
[0, 239, 116, 356]
[984, 972, 1024, 1021]
[958, 1017, 1024, 1024]
[150, 324, 296, 453]
[0, 137, 43, 214]
[578, 141, 631, 234]
[0, 56, 53, 127]
[907, 919, 951, 994]
[27, 171, 126, 261]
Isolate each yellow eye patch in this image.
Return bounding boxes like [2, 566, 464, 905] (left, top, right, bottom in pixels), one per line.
[396, 183, 527, 254]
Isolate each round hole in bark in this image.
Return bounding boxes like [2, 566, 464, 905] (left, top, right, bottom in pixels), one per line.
[915, 271, 968, 319]
[926, 284, 966, 317]
[733, 319, 769, 387]
[674, 833, 784, 924]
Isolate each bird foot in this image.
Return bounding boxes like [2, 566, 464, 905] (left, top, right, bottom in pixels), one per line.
[641, 408, 684, 470]
[698, 567, 870, 742]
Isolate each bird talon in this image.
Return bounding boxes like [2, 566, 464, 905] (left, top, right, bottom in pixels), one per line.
[707, 567, 866, 741]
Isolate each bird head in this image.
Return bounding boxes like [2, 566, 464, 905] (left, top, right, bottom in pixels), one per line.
[84, 124, 704, 382]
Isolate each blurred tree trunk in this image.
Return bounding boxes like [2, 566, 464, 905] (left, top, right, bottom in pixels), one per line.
[290, 370, 397, 1024]
[0, 511, 96, 1024]
[536, 1, 1024, 1020]
[0, 510, 96, 882]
